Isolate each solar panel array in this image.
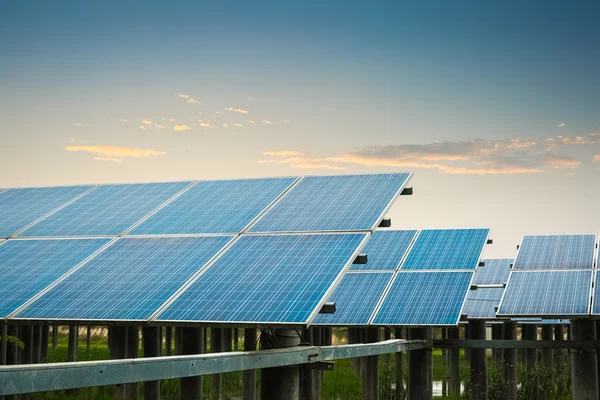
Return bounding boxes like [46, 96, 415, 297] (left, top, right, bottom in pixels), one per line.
[472, 259, 512, 285]
[348, 229, 417, 271]
[1, 173, 411, 326]
[463, 288, 505, 319]
[498, 234, 597, 318]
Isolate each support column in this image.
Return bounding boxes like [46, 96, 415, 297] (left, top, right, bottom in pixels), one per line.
[313, 328, 323, 398]
[260, 329, 301, 400]
[302, 328, 315, 400]
[464, 325, 470, 362]
[441, 328, 447, 397]
[142, 327, 161, 400]
[32, 325, 42, 364]
[469, 320, 487, 400]
[570, 319, 598, 400]
[503, 321, 517, 400]
[491, 324, 503, 369]
[363, 327, 379, 400]
[175, 327, 182, 355]
[0, 322, 6, 366]
[6, 325, 19, 400]
[384, 327, 391, 366]
[554, 324, 565, 366]
[395, 327, 405, 400]
[52, 325, 58, 351]
[243, 328, 257, 400]
[447, 327, 460, 396]
[113, 326, 128, 400]
[125, 327, 139, 399]
[21, 325, 34, 364]
[86, 326, 92, 352]
[407, 327, 432, 400]
[211, 327, 224, 400]
[67, 325, 78, 362]
[40, 326, 49, 363]
[349, 328, 360, 375]
[165, 327, 172, 356]
[234, 329, 239, 351]
[523, 324, 536, 370]
[541, 324, 553, 367]
[224, 328, 232, 352]
[180, 327, 204, 400]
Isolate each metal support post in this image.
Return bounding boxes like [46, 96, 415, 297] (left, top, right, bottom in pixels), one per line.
[491, 324, 503, 369]
[542, 324, 553, 367]
[447, 327, 460, 396]
[243, 328, 257, 400]
[469, 320, 487, 400]
[125, 327, 139, 399]
[260, 329, 302, 400]
[395, 327, 405, 400]
[503, 321, 517, 400]
[570, 319, 598, 400]
[0, 322, 6, 366]
[165, 327, 172, 356]
[40, 326, 49, 363]
[302, 328, 315, 400]
[349, 328, 360, 375]
[6, 325, 18, 400]
[384, 327, 391, 366]
[408, 327, 432, 400]
[67, 325, 78, 362]
[224, 328, 232, 352]
[313, 327, 323, 398]
[234, 328, 239, 351]
[32, 325, 41, 364]
[21, 325, 34, 365]
[180, 327, 204, 400]
[113, 326, 128, 400]
[175, 327, 182, 355]
[554, 324, 565, 365]
[86, 326, 91, 352]
[363, 327, 379, 400]
[523, 325, 536, 370]
[211, 327, 224, 400]
[52, 325, 58, 351]
[464, 324, 470, 362]
[142, 327, 161, 400]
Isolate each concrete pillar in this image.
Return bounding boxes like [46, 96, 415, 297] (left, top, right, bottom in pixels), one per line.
[571, 319, 598, 400]
[395, 327, 405, 400]
[125, 326, 139, 400]
[142, 327, 161, 400]
[40, 325, 49, 362]
[32, 325, 42, 363]
[362, 327, 379, 400]
[165, 327, 172, 356]
[51, 325, 58, 351]
[243, 328, 257, 400]
[523, 325, 536, 370]
[554, 324, 565, 366]
[503, 321, 517, 400]
[260, 329, 301, 400]
[469, 321, 487, 400]
[211, 328, 224, 400]
[408, 327, 432, 400]
[542, 324, 553, 367]
[447, 327, 460, 396]
[180, 327, 204, 400]
[67, 325, 78, 362]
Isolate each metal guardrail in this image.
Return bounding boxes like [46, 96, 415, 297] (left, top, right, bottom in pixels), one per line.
[0, 339, 427, 396]
[433, 339, 600, 349]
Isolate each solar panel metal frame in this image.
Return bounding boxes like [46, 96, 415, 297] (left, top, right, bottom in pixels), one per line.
[17, 181, 196, 238]
[496, 269, 594, 318]
[125, 177, 301, 237]
[512, 233, 596, 271]
[246, 173, 413, 234]
[9, 234, 239, 324]
[150, 231, 372, 328]
[4, 237, 118, 320]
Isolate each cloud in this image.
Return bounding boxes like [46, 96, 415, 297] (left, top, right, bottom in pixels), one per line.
[65, 145, 166, 163]
[139, 125, 145, 130]
[263, 150, 305, 157]
[226, 107, 249, 114]
[259, 151, 345, 170]
[186, 98, 201, 104]
[173, 125, 191, 131]
[75, 123, 84, 127]
[245, 120, 256, 124]
[177, 94, 200, 104]
[142, 120, 153, 125]
[541, 154, 581, 169]
[119, 119, 128, 122]
[233, 123, 242, 127]
[222, 123, 229, 128]
[178, 94, 190, 99]
[558, 122, 565, 127]
[199, 122, 213, 128]
[594, 154, 600, 161]
[262, 120, 274, 124]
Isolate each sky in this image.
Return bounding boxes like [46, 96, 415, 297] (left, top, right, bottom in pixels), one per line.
[0, 1, 598, 258]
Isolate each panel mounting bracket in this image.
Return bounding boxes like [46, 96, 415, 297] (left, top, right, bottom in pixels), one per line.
[378, 219, 392, 228]
[400, 187, 413, 196]
[319, 302, 336, 314]
[353, 254, 368, 264]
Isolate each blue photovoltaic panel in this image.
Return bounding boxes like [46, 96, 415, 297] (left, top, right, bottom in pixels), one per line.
[472, 259, 512, 285]
[517, 318, 569, 325]
[400, 229, 489, 270]
[248, 174, 411, 233]
[19, 182, 191, 237]
[157, 233, 368, 324]
[16, 236, 233, 321]
[463, 287, 504, 319]
[0, 238, 110, 318]
[349, 230, 417, 271]
[372, 271, 474, 325]
[590, 271, 600, 315]
[312, 272, 393, 325]
[0, 185, 92, 238]
[498, 270, 591, 316]
[131, 177, 297, 235]
[513, 235, 595, 270]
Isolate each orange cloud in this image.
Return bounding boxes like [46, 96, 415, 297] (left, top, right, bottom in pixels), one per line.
[263, 151, 305, 157]
[65, 145, 166, 163]
[142, 120, 153, 125]
[173, 125, 191, 131]
[593, 154, 600, 161]
[226, 107, 249, 114]
[262, 120, 274, 124]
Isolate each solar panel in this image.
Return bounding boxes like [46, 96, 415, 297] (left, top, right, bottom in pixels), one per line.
[130, 177, 297, 235]
[513, 235, 595, 270]
[472, 259, 512, 285]
[349, 230, 417, 271]
[0, 238, 111, 318]
[15, 236, 234, 321]
[517, 318, 570, 325]
[463, 287, 504, 319]
[19, 182, 192, 237]
[497, 270, 592, 316]
[0, 185, 93, 238]
[248, 174, 411, 233]
[399, 229, 489, 270]
[312, 272, 393, 325]
[156, 233, 369, 324]
[371, 271, 474, 325]
[590, 271, 600, 315]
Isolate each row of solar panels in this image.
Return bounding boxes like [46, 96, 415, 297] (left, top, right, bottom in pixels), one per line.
[0, 228, 489, 327]
[0, 174, 411, 238]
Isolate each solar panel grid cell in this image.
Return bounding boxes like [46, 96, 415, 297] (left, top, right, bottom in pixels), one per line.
[513, 235, 596, 270]
[312, 272, 393, 325]
[349, 230, 417, 271]
[0, 238, 111, 318]
[590, 270, 600, 315]
[400, 229, 489, 270]
[472, 259, 512, 285]
[463, 287, 504, 319]
[0, 185, 93, 238]
[497, 270, 592, 316]
[249, 174, 411, 233]
[19, 181, 192, 237]
[15, 236, 234, 321]
[130, 177, 297, 235]
[156, 233, 368, 324]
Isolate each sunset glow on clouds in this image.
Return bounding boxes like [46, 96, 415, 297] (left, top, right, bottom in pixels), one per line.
[65, 145, 166, 163]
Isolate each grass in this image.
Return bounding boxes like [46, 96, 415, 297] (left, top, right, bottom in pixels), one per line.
[22, 331, 573, 399]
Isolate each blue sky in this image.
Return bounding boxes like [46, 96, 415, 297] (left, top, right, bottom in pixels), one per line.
[1, 1, 598, 257]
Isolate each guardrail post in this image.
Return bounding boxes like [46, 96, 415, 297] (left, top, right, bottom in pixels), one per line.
[211, 327, 224, 400]
[260, 329, 301, 400]
[469, 320, 487, 400]
[243, 328, 257, 400]
[408, 327, 432, 400]
[571, 319, 598, 400]
[180, 327, 203, 400]
[447, 327, 460, 396]
[142, 327, 161, 400]
[503, 321, 517, 400]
